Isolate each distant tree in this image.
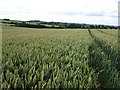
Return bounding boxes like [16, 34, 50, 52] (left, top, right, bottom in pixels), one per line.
[21, 22, 27, 26]
[3, 18, 10, 21]
[51, 25, 55, 28]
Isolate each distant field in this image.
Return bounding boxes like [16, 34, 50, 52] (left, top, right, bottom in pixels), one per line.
[2, 26, 120, 88]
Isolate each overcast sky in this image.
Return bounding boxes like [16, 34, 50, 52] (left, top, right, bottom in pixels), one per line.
[0, 0, 118, 25]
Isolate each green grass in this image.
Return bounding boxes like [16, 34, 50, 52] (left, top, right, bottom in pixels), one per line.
[91, 29, 118, 49]
[2, 26, 120, 88]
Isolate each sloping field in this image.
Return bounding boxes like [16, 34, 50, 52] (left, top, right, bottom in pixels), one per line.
[2, 26, 120, 88]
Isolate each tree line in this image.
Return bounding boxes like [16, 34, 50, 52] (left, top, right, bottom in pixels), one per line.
[2, 19, 119, 29]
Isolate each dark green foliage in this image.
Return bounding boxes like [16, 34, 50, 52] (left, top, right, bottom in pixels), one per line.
[3, 19, 10, 21]
[2, 19, 119, 29]
[15, 22, 47, 28]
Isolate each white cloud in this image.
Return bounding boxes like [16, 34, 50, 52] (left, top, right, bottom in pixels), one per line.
[0, 0, 118, 25]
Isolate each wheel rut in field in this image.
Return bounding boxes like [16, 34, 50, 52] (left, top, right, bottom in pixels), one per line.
[88, 29, 119, 71]
[97, 29, 116, 37]
[87, 29, 120, 88]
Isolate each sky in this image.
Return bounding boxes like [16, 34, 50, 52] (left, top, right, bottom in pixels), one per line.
[0, 0, 118, 26]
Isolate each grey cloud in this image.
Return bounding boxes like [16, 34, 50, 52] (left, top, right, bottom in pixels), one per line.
[52, 11, 118, 18]
[109, 16, 118, 18]
[52, 12, 83, 15]
[85, 12, 105, 16]
[52, 11, 105, 17]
